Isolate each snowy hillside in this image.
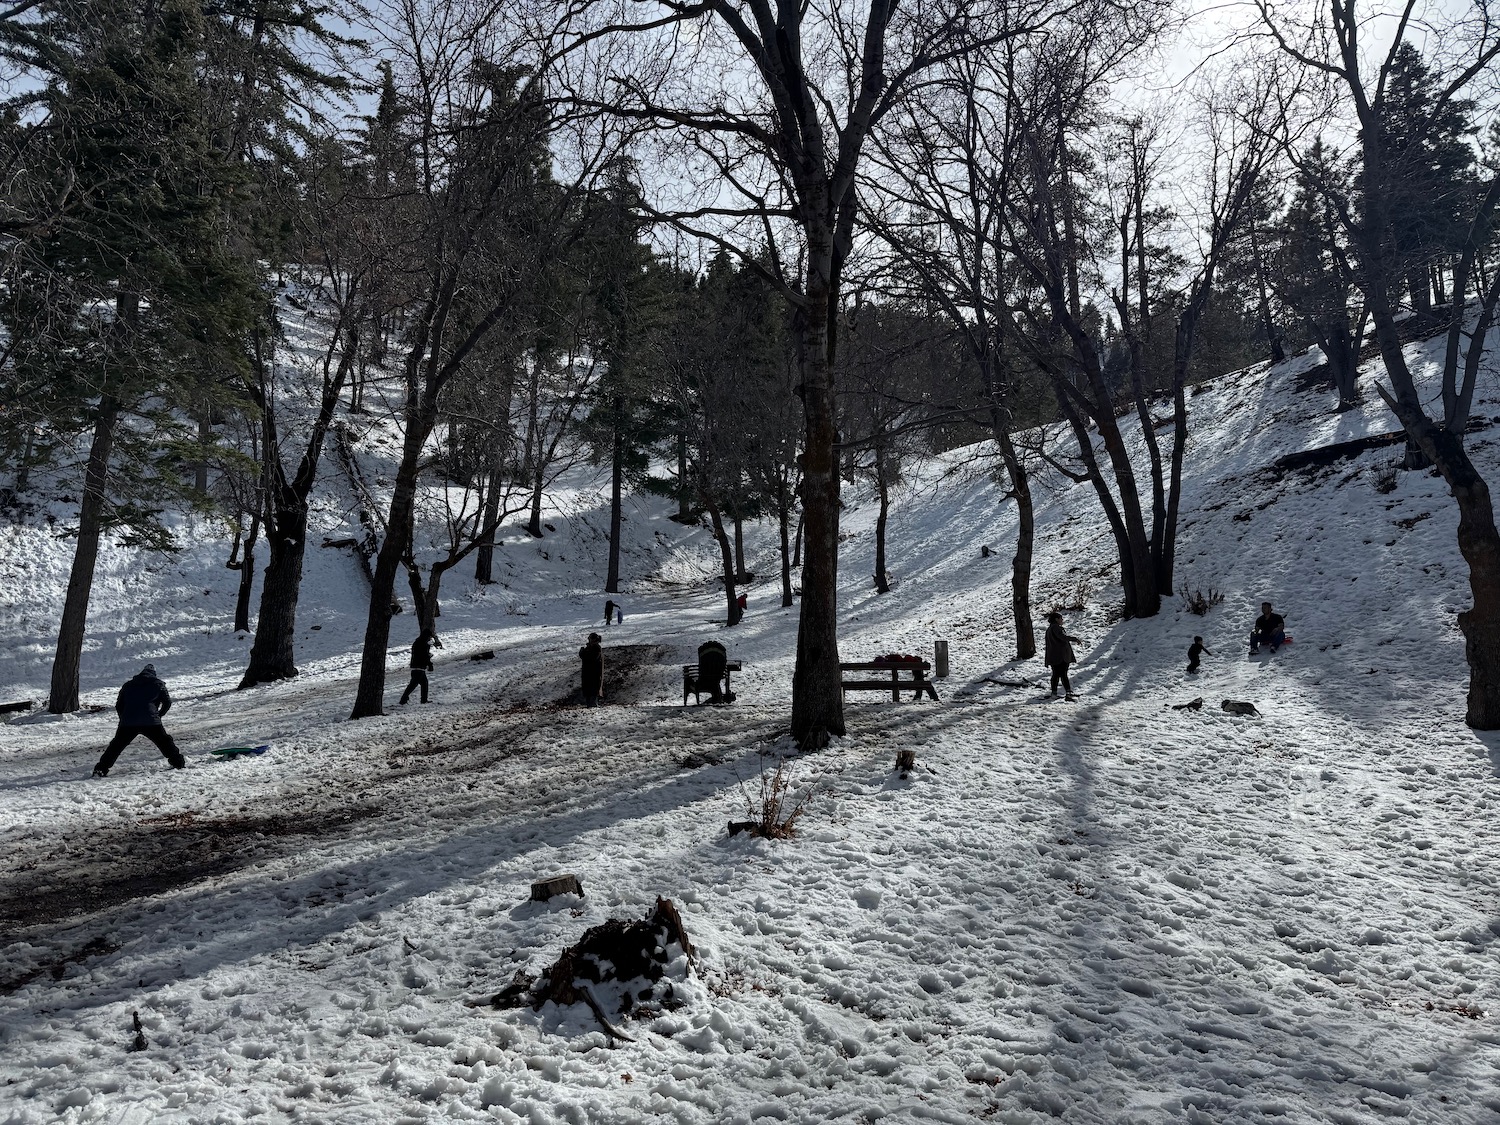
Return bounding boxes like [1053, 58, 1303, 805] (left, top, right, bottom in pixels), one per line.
[2, 322, 1499, 1124]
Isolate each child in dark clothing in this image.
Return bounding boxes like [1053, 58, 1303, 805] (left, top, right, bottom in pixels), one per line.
[1187, 636, 1210, 673]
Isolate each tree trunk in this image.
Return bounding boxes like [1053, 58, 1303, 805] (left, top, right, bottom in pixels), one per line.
[48, 396, 119, 714]
[474, 459, 504, 584]
[233, 510, 260, 634]
[778, 481, 793, 608]
[195, 410, 212, 493]
[994, 425, 1035, 659]
[792, 512, 803, 568]
[239, 503, 308, 686]
[677, 431, 691, 522]
[790, 245, 845, 749]
[703, 490, 741, 626]
[1409, 267, 1433, 320]
[873, 443, 890, 594]
[527, 471, 545, 538]
[732, 506, 746, 579]
[606, 397, 623, 593]
[350, 397, 427, 719]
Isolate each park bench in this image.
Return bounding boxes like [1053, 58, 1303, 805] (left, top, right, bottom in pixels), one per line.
[840, 657, 938, 702]
[683, 641, 742, 705]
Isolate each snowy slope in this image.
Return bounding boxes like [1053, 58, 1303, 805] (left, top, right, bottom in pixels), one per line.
[1, 321, 1499, 1124]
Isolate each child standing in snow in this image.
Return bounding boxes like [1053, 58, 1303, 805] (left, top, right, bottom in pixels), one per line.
[1044, 612, 1080, 700]
[1187, 636, 1210, 673]
[604, 599, 615, 627]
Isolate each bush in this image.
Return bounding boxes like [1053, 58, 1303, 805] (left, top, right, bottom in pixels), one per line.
[1374, 465, 1399, 494]
[736, 756, 814, 840]
[1178, 585, 1225, 616]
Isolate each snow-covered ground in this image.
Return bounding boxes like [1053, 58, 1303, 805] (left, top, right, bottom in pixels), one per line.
[2, 324, 1499, 1124]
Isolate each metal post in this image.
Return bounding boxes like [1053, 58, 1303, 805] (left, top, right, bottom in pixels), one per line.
[934, 639, 950, 679]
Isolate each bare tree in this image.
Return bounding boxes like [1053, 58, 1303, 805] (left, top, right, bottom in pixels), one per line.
[568, 0, 1066, 746]
[348, 0, 622, 718]
[1256, 0, 1500, 725]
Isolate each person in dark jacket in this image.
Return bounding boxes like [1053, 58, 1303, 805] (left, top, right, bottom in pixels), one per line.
[92, 664, 184, 777]
[579, 633, 604, 706]
[1187, 636, 1211, 673]
[1249, 602, 1285, 654]
[1044, 612, 1080, 699]
[604, 600, 615, 627]
[400, 629, 435, 705]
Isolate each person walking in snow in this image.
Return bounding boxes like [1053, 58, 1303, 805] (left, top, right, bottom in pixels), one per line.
[1187, 636, 1211, 673]
[579, 633, 604, 706]
[1044, 612, 1080, 700]
[400, 628, 435, 705]
[92, 664, 185, 777]
[604, 599, 615, 627]
[1249, 602, 1286, 654]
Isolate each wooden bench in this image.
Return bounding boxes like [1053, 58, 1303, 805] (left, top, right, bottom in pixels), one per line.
[840, 659, 938, 702]
[682, 660, 742, 705]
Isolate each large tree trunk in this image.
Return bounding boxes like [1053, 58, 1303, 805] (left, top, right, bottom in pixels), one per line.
[233, 510, 260, 634]
[994, 425, 1035, 660]
[606, 397, 623, 593]
[702, 490, 741, 626]
[350, 393, 427, 720]
[48, 396, 119, 714]
[239, 503, 309, 686]
[790, 240, 845, 748]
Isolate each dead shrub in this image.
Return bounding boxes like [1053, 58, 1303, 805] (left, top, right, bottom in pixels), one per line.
[1374, 465, 1399, 494]
[1178, 585, 1225, 616]
[735, 755, 815, 839]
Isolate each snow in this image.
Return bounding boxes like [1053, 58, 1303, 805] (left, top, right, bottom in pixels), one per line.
[2, 323, 1500, 1123]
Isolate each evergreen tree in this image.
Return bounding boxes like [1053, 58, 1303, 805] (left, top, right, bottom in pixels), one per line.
[0, 0, 260, 713]
[1370, 44, 1478, 316]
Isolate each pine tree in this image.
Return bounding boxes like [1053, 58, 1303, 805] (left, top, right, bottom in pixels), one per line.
[1371, 44, 1478, 316]
[0, 0, 260, 713]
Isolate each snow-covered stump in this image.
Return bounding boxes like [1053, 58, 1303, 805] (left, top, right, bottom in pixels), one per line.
[530, 874, 583, 902]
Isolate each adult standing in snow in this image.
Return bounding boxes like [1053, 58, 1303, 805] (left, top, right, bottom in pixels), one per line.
[1249, 602, 1286, 654]
[92, 664, 185, 777]
[580, 632, 604, 706]
[1187, 636, 1211, 673]
[604, 599, 615, 627]
[400, 628, 435, 705]
[1044, 612, 1080, 700]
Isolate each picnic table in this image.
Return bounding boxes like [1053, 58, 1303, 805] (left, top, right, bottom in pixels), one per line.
[840, 657, 938, 702]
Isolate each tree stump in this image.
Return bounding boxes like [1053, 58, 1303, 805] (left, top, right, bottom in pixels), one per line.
[980, 544, 992, 558]
[530, 874, 584, 901]
[933, 640, 949, 679]
[895, 749, 916, 775]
